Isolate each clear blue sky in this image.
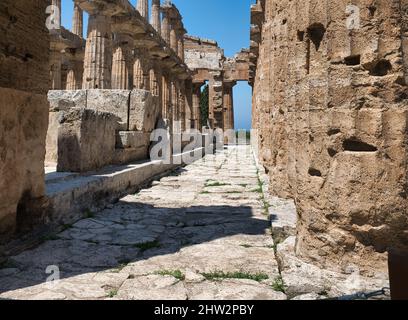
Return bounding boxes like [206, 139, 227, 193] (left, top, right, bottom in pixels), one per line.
[61, 0, 254, 129]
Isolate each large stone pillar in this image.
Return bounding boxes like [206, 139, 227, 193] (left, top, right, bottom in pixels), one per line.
[178, 33, 185, 62]
[72, 4, 83, 37]
[161, 11, 170, 44]
[133, 57, 144, 89]
[149, 69, 159, 96]
[151, 0, 161, 33]
[111, 34, 133, 90]
[0, 0, 50, 240]
[192, 83, 202, 129]
[136, 0, 149, 19]
[50, 49, 62, 89]
[184, 80, 193, 130]
[223, 82, 236, 131]
[82, 14, 112, 89]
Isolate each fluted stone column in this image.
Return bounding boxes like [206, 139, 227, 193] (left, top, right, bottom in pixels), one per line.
[192, 84, 202, 129]
[179, 82, 186, 130]
[149, 69, 159, 96]
[151, 0, 161, 33]
[223, 82, 235, 131]
[111, 34, 133, 89]
[161, 11, 170, 43]
[82, 14, 112, 89]
[177, 34, 185, 62]
[50, 50, 62, 89]
[137, 0, 149, 19]
[170, 28, 178, 53]
[133, 56, 144, 89]
[66, 66, 76, 90]
[72, 4, 83, 37]
[112, 47, 128, 89]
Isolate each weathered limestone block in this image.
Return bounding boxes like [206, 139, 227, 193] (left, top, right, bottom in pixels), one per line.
[86, 89, 130, 127]
[0, 0, 49, 241]
[0, 1, 49, 94]
[129, 89, 160, 132]
[45, 111, 61, 164]
[56, 108, 120, 172]
[48, 90, 87, 111]
[0, 89, 49, 239]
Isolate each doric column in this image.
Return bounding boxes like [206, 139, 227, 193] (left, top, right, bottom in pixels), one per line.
[133, 58, 144, 89]
[82, 14, 112, 89]
[151, 0, 161, 33]
[170, 28, 178, 53]
[50, 50, 62, 89]
[223, 82, 236, 131]
[72, 4, 83, 37]
[192, 84, 202, 129]
[112, 47, 128, 89]
[184, 80, 193, 130]
[179, 82, 186, 131]
[51, 0, 61, 29]
[177, 34, 185, 62]
[111, 34, 133, 89]
[149, 69, 159, 96]
[137, 0, 149, 19]
[66, 67, 76, 90]
[161, 11, 170, 43]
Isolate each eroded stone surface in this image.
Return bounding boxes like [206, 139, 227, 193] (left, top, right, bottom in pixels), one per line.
[0, 146, 286, 300]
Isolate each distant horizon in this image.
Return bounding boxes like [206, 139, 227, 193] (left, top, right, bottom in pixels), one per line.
[60, 0, 254, 129]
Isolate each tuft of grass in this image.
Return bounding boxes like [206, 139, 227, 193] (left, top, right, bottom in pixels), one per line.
[200, 191, 210, 194]
[84, 209, 95, 219]
[201, 271, 269, 282]
[240, 244, 252, 248]
[107, 289, 118, 298]
[271, 276, 285, 293]
[133, 240, 161, 252]
[155, 270, 185, 281]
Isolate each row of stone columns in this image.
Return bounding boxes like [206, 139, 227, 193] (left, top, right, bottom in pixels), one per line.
[50, 0, 196, 131]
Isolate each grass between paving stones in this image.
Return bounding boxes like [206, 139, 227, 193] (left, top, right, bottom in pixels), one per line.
[155, 270, 185, 281]
[205, 180, 231, 187]
[201, 271, 269, 282]
[255, 170, 270, 216]
[133, 240, 161, 252]
[107, 289, 118, 298]
[271, 275, 286, 293]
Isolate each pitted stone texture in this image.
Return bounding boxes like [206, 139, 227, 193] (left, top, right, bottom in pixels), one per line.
[86, 90, 130, 126]
[48, 90, 87, 112]
[0, 146, 285, 300]
[251, 0, 408, 276]
[129, 90, 160, 132]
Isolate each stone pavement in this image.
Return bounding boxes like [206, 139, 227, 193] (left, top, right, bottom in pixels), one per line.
[0, 146, 286, 300]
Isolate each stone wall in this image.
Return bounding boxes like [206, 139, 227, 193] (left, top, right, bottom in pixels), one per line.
[0, 0, 49, 241]
[251, 0, 408, 276]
